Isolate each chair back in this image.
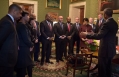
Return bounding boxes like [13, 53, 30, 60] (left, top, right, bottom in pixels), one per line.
[67, 54, 92, 68]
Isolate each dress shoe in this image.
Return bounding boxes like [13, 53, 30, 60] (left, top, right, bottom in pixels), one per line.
[34, 60, 40, 62]
[46, 61, 54, 64]
[50, 55, 53, 58]
[32, 62, 36, 66]
[59, 59, 64, 62]
[56, 60, 59, 63]
[40, 62, 44, 66]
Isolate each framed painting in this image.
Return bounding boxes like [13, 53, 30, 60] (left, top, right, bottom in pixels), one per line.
[48, 12, 58, 21]
[46, 0, 61, 9]
[98, 0, 119, 13]
[71, 0, 80, 2]
[9, 0, 38, 20]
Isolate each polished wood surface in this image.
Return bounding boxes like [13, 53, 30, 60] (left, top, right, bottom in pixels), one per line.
[81, 46, 119, 58]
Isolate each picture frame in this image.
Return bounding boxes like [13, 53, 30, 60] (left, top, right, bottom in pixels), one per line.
[71, 0, 80, 2]
[48, 12, 58, 21]
[98, 0, 119, 13]
[9, 0, 38, 20]
[46, 0, 61, 9]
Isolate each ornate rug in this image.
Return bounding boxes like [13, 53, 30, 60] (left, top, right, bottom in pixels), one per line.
[33, 58, 88, 77]
[32, 43, 97, 77]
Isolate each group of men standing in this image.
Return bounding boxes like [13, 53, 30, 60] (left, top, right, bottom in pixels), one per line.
[0, 3, 118, 77]
[40, 14, 83, 65]
[40, 13, 105, 65]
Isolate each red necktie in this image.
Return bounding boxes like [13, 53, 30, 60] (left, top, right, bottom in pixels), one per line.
[98, 20, 101, 26]
[68, 24, 70, 32]
[48, 22, 52, 31]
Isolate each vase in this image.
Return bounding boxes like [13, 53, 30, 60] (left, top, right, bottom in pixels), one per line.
[90, 45, 97, 51]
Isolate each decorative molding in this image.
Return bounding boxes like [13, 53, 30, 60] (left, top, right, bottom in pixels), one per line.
[69, 2, 86, 23]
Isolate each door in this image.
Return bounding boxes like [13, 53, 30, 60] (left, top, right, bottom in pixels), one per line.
[79, 7, 84, 25]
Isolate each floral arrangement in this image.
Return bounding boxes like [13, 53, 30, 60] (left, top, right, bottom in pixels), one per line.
[85, 39, 98, 46]
[85, 39, 98, 51]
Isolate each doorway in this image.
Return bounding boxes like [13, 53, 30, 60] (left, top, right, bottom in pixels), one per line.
[79, 6, 84, 25]
[69, 2, 86, 23]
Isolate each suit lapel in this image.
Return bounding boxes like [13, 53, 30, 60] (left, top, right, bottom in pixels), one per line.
[6, 15, 19, 45]
[44, 20, 50, 31]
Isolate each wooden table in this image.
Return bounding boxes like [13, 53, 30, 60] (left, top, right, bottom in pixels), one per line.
[81, 49, 98, 58]
[86, 51, 98, 58]
[83, 45, 119, 58]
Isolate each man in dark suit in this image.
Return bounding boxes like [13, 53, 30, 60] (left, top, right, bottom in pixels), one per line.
[30, 14, 41, 62]
[95, 13, 106, 33]
[65, 17, 75, 55]
[73, 17, 81, 54]
[0, 4, 22, 77]
[54, 16, 68, 63]
[40, 14, 54, 65]
[89, 17, 96, 33]
[80, 8, 118, 77]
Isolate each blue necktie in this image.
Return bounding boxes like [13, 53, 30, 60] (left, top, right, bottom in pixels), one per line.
[60, 23, 63, 29]
[76, 23, 79, 30]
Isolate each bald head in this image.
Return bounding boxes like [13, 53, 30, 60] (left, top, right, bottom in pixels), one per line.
[75, 17, 79, 23]
[45, 13, 52, 22]
[58, 16, 63, 22]
[66, 17, 71, 23]
[89, 17, 94, 24]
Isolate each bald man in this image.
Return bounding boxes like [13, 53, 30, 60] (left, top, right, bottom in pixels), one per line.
[89, 17, 96, 32]
[0, 4, 22, 77]
[54, 16, 68, 63]
[40, 13, 54, 66]
[64, 17, 75, 55]
[72, 17, 81, 54]
[95, 13, 105, 33]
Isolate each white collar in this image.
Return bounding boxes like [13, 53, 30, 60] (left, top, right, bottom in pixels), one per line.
[106, 17, 113, 22]
[7, 14, 14, 22]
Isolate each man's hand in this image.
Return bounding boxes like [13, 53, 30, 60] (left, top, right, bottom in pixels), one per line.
[59, 35, 66, 39]
[30, 46, 34, 52]
[80, 32, 87, 38]
[49, 37, 54, 41]
[67, 36, 71, 40]
[35, 39, 38, 43]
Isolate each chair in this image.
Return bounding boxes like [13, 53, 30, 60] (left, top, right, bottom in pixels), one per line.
[65, 54, 92, 77]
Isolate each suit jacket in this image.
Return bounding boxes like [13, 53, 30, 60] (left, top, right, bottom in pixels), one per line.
[73, 23, 81, 39]
[54, 22, 68, 41]
[89, 23, 96, 33]
[64, 23, 75, 37]
[95, 19, 105, 33]
[0, 15, 18, 67]
[35, 21, 41, 37]
[40, 20, 54, 41]
[86, 18, 118, 57]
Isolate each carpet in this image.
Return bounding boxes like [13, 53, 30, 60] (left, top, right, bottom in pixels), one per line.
[32, 43, 97, 77]
[32, 59, 88, 77]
